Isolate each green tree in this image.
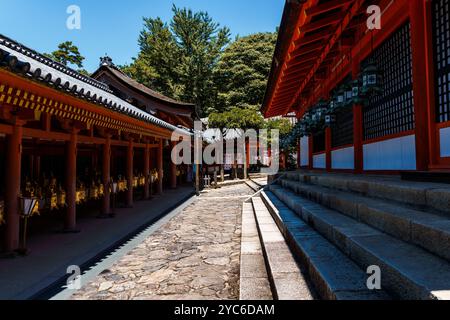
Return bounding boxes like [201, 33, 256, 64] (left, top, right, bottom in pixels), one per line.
[266, 118, 293, 136]
[122, 5, 230, 117]
[122, 17, 180, 98]
[213, 32, 277, 113]
[45, 41, 85, 68]
[208, 107, 265, 131]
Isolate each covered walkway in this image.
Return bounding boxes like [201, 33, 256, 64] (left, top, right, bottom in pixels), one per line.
[0, 186, 194, 300]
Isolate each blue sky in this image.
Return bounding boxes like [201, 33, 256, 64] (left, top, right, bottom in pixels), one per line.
[0, 0, 284, 72]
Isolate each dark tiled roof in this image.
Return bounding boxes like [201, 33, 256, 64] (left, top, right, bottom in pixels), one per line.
[95, 65, 195, 108]
[0, 34, 192, 136]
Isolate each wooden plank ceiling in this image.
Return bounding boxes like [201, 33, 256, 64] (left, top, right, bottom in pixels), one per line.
[264, 0, 371, 118]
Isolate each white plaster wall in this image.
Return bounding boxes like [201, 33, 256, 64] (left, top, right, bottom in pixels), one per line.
[440, 127, 450, 157]
[300, 136, 309, 166]
[363, 135, 416, 170]
[313, 153, 326, 169]
[332, 147, 355, 170]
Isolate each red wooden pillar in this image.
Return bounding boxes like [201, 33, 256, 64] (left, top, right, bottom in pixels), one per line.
[144, 142, 150, 199]
[352, 52, 363, 173]
[126, 140, 134, 207]
[353, 105, 364, 173]
[102, 135, 111, 215]
[325, 127, 332, 171]
[4, 121, 24, 252]
[308, 136, 313, 170]
[65, 129, 78, 231]
[423, 0, 439, 168]
[157, 139, 163, 195]
[245, 139, 250, 169]
[409, 0, 431, 171]
[170, 141, 177, 189]
[280, 153, 285, 170]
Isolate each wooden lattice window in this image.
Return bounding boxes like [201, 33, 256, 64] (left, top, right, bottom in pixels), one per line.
[362, 22, 415, 140]
[331, 75, 353, 148]
[313, 131, 326, 153]
[332, 108, 354, 148]
[434, 0, 450, 123]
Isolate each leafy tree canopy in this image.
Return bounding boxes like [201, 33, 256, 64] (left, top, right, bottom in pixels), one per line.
[122, 5, 230, 117]
[208, 107, 265, 132]
[45, 41, 85, 69]
[212, 32, 277, 114]
[265, 118, 293, 136]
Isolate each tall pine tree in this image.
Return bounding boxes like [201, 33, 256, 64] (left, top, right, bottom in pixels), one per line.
[122, 5, 230, 117]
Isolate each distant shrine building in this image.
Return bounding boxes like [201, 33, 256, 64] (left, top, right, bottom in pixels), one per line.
[0, 34, 195, 253]
[262, 0, 450, 174]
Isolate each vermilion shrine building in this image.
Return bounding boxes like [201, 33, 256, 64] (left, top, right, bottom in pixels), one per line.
[263, 0, 450, 174]
[0, 34, 195, 253]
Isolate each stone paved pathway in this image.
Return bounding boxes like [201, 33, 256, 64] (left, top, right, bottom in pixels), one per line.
[71, 183, 254, 300]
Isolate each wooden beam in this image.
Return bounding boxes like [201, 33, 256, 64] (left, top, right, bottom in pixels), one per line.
[290, 41, 327, 58]
[300, 13, 345, 33]
[286, 0, 365, 114]
[305, 0, 352, 17]
[293, 28, 333, 47]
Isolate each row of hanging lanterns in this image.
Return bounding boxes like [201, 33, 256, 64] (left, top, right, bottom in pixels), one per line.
[279, 62, 382, 150]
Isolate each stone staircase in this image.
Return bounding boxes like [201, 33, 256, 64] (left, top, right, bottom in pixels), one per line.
[243, 171, 450, 300]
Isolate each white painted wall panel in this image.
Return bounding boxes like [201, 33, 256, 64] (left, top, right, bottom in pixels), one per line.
[332, 147, 355, 170]
[440, 127, 450, 157]
[363, 135, 416, 171]
[300, 137, 309, 166]
[313, 153, 326, 169]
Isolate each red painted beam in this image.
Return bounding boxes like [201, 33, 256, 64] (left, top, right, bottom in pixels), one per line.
[306, 0, 352, 17]
[287, 0, 363, 115]
[300, 13, 344, 34]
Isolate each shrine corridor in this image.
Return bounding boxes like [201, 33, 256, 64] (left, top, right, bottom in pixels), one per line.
[70, 184, 254, 300]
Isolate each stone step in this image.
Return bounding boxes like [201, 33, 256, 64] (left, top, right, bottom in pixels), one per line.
[257, 193, 390, 300]
[268, 185, 450, 300]
[239, 202, 273, 300]
[245, 180, 261, 192]
[279, 178, 450, 262]
[250, 197, 315, 300]
[283, 171, 450, 215]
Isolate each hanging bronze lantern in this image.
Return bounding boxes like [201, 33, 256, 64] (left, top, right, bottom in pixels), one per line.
[343, 82, 353, 106]
[76, 182, 86, 204]
[138, 174, 146, 187]
[117, 176, 128, 192]
[361, 62, 382, 95]
[21, 179, 41, 215]
[150, 170, 156, 184]
[57, 185, 67, 208]
[329, 99, 337, 114]
[98, 180, 105, 197]
[0, 200, 5, 226]
[46, 178, 58, 211]
[325, 114, 337, 126]
[316, 99, 328, 119]
[336, 86, 345, 108]
[302, 112, 313, 135]
[89, 181, 99, 200]
[47, 191, 58, 211]
[352, 79, 364, 105]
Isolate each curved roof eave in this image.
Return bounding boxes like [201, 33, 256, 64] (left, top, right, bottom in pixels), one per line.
[0, 34, 192, 137]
